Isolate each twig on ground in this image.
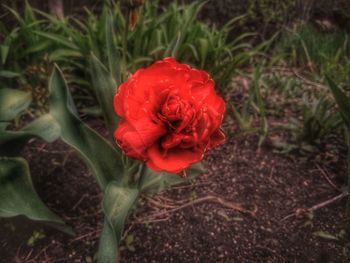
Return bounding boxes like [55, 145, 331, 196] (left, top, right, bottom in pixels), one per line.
[25, 244, 52, 263]
[71, 194, 88, 210]
[292, 69, 325, 89]
[71, 229, 101, 242]
[15, 246, 32, 262]
[121, 223, 135, 241]
[139, 195, 256, 223]
[26, 147, 74, 155]
[144, 196, 178, 209]
[135, 217, 171, 224]
[168, 181, 212, 190]
[315, 164, 340, 191]
[156, 195, 188, 204]
[281, 192, 348, 221]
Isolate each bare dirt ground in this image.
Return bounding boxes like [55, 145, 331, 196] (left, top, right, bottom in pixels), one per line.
[1, 128, 349, 262]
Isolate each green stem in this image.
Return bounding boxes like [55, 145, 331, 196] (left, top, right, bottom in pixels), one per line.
[137, 163, 146, 189]
[122, 8, 130, 81]
[98, 219, 118, 263]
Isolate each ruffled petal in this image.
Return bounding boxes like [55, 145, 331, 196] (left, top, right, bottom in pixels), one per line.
[113, 57, 226, 173]
[147, 144, 203, 173]
[115, 119, 166, 160]
[114, 82, 128, 117]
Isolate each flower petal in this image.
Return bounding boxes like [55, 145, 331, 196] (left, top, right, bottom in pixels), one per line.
[208, 129, 225, 149]
[147, 144, 203, 173]
[114, 82, 128, 117]
[115, 119, 166, 159]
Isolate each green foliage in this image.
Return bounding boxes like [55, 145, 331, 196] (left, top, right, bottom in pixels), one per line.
[327, 76, 350, 230]
[327, 77, 350, 130]
[98, 184, 139, 263]
[132, 1, 257, 88]
[1, 0, 257, 101]
[0, 85, 70, 233]
[48, 66, 124, 190]
[247, 0, 298, 27]
[250, 68, 269, 145]
[27, 229, 46, 247]
[231, 67, 343, 151]
[277, 24, 350, 82]
[0, 157, 72, 234]
[0, 114, 60, 156]
[289, 95, 342, 147]
[0, 88, 32, 121]
[89, 54, 119, 135]
[229, 68, 268, 145]
[263, 24, 350, 150]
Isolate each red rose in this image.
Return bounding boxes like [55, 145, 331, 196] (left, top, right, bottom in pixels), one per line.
[114, 57, 225, 173]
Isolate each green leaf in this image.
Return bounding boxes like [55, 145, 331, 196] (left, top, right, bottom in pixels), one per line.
[313, 231, 339, 241]
[0, 88, 31, 121]
[184, 43, 199, 61]
[3, 5, 24, 25]
[0, 45, 9, 64]
[105, 10, 121, 85]
[0, 70, 21, 78]
[48, 66, 123, 190]
[0, 157, 72, 234]
[23, 114, 61, 142]
[49, 49, 83, 61]
[22, 40, 51, 56]
[24, 0, 36, 23]
[80, 106, 103, 117]
[132, 57, 154, 65]
[89, 54, 119, 136]
[164, 31, 182, 58]
[198, 38, 208, 68]
[0, 114, 61, 156]
[98, 182, 139, 263]
[34, 31, 78, 50]
[0, 122, 10, 131]
[140, 162, 204, 194]
[326, 76, 350, 129]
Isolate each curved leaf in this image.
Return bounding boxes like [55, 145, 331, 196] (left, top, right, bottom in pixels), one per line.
[48, 66, 123, 190]
[0, 88, 31, 121]
[33, 31, 79, 50]
[0, 157, 72, 234]
[0, 114, 61, 156]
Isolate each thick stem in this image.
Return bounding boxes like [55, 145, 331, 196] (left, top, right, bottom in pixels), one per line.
[98, 219, 118, 263]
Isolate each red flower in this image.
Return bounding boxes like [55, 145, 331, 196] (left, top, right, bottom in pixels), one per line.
[114, 58, 225, 173]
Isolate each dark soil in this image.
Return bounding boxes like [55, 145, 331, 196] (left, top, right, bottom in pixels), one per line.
[1, 124, 349, 263]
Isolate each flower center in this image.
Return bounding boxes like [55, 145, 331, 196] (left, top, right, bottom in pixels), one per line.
[157, 95, 200, 150]
[159, 95, 195, 131]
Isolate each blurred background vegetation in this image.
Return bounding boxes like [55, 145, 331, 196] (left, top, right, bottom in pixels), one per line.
[1, 0, 350, 151]
[2, 0, 350, 34]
